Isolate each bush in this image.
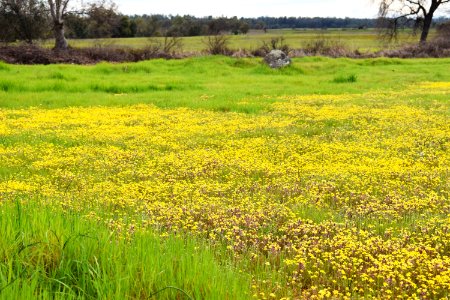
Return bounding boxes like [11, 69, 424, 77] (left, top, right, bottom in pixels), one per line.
[0, 44, 53, 64]
[231, 49, 253, 58]
[253, 37, 290, 56]
[378, 40, 450, 58]
[304, 36, 351, 57]
[0, 43, 183, 65]
[144, 36, 183, 57]
[204, 34, 231, 55]
[436, 21, 450, 40]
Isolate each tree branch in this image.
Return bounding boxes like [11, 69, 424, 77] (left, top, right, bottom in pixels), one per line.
[48, 0, 56, 20]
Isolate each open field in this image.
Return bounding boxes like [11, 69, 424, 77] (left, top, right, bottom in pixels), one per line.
[0, 56, 449, 299]
[40, 29, 432, 53]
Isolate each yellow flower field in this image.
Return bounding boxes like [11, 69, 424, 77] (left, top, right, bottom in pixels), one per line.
[0, 83, 449, 299]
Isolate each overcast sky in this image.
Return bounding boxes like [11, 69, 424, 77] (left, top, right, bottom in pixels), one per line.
[112, 0, 379, 18]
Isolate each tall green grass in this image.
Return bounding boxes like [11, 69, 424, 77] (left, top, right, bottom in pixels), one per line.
[0, 62, 10, 71]
[0, 201, 250, 299]
[0, 56, 449, 112]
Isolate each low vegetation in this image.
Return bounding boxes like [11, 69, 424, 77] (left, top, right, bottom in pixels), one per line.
[0, 202, 249, 299]
[0, 28, 449, 65]
[0, 57, 449, 298]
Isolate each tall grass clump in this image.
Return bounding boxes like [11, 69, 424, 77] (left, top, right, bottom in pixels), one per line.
[0, 201, 250, 300]
[0, 61, 9, 71]
[333, 74, 358, 83]
[0, 80, 15, 92]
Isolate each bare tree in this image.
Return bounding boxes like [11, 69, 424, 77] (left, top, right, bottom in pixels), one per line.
[48, 0, 69, 49]
[376, 0, 450, 44]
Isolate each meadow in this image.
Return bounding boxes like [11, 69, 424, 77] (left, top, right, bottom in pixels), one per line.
[40, 29, 429, 53]
[0, 56, 449, 299]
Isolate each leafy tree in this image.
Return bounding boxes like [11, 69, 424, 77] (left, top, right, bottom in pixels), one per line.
[85, 0, 119, 38]
[133, 15, 163, 37]
[116, 15, 136, 37]
[0, 0, 49, 43]
[376, 0, 450, 44]
[64, 11, 88, 38]
[208, 17, 230, 34]
[239, 22, 250, 34]
[64, 1, 129, 39]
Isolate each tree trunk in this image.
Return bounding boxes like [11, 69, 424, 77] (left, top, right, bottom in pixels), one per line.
[420, 14, 434, 44]
[53, 21, 68, 50]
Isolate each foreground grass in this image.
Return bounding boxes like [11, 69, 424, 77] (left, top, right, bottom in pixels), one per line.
[0, 56, 449, 112]
[0, 202, 249, 299]
[0, 56, 449, 298]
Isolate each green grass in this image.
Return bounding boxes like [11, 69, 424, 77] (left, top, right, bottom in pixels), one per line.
[0, 201, 250, 299]
[0, 56, 449, 112]
[38, 28, 432, 53]
[0, 56, 449, 298]
[333, 74, 358, 83]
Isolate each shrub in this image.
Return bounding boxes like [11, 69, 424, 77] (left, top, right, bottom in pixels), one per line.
[81, 46, 135, 62]
[436, 21, 450, 40]
[252, 37, 290, 57]
[378, 40, 450, 58]
[0, 44, 183, 65]
[231, 49, 253, 58]
[204, 34, 231, 55]
[144, 36, 183, 57]
[0, 44, 52, 64]
[304, 36, 351, 57]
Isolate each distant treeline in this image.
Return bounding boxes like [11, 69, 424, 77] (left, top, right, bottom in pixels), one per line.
[1, 0, 449, 43]
[245, 17, 377, 30]
[65, 14, 252, 39]
[247, 16, 450, 30]
[66, 14, 450, 39]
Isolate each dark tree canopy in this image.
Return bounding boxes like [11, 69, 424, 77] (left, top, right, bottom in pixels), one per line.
[0, 0, 49, 43]
[377, 0, 450, 43]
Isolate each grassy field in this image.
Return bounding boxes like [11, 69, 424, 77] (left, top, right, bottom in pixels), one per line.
[40, 29, 430, 53]
[0, 56, 449, 299]
[0, 202, 249, 299]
